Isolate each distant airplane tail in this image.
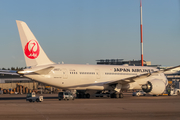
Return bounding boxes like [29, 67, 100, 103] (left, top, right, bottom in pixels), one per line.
[16, 20, 54, 67]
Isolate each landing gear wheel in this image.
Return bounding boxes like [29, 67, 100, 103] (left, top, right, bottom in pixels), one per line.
[110, 93, 116, 98]
[116, 94, 120, 98]
[119, 93, 123, 98]
[79, 92, 85, 98]
[29, 99, 32, 102]
[86, 93, 90, 98]
[36, 99, 39, 102]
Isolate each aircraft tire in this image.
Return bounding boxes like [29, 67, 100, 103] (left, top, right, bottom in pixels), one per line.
[86, 93, 90, 98]
[110, 93, 115, 98]
[83, 94, 86, 98]
[79, 92, 85, 98]
[119, 93, 123, 98]
[116, 94, 120, 98]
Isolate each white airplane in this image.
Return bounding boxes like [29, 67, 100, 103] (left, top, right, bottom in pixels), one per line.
[16, 20, 180, 98]
[163, 67, 180, 75]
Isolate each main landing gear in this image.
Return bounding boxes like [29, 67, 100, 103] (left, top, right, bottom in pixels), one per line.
[75, 90, 124, 99]
[110, 83, 124, 98]
[76, 91, 90, 98]
[110, 92, 123, 98]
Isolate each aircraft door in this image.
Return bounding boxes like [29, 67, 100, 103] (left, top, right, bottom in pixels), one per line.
[95, 69, 101, 79]
[53, 68, 62, 79]
[62, 69, 68, 79]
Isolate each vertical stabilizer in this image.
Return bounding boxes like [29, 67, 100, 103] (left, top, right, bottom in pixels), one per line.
[16, 20, 54, 67]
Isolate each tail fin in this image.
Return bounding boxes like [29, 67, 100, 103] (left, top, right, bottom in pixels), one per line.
[16, 20, 54, 67]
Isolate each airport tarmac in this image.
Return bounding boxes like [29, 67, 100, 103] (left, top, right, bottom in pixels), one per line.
[0, 93, 180, 120]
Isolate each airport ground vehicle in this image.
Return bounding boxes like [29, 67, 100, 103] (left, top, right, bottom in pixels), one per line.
[132, 90, 146, 96]
[167, 88, 180, 96]
[26, 92, 43, 102]
[58, 92, 74, 101]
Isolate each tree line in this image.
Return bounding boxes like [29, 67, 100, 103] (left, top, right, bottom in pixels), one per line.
[0, 67, 26, 71]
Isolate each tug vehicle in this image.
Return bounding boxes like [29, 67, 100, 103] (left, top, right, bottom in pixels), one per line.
[26, 92, 43, 102]
[58, 92, 74, 101]
[167, 88, 180, 96]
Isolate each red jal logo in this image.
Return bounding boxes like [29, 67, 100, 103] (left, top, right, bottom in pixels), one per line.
[24, 40, 40, 59]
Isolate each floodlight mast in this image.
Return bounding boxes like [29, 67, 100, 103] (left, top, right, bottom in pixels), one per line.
[140, 0, 143, 66]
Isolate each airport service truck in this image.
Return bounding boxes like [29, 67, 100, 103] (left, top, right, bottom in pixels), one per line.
[26, 92, 43, 102]
[167, 88, 180, 96]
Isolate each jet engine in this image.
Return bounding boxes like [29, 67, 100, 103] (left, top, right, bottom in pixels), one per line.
[142, 79, 166, 95]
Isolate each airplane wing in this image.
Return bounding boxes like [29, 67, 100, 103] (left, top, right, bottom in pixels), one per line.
[105, 65, 180, 85]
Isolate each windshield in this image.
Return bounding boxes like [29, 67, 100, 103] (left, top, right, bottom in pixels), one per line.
[27, 93, 31, 97]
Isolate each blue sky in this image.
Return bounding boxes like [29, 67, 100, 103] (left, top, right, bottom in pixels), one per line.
[0, 0, 180, 68]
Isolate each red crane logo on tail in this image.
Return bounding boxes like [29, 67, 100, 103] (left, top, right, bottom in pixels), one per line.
[24, 40, 40, 59]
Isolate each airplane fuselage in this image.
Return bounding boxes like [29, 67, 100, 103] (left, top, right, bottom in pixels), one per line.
[23, 64, 167, 91]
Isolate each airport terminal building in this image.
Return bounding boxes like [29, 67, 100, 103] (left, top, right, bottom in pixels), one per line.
[0, 72, 59, 94]
[96, 59, 154, 67]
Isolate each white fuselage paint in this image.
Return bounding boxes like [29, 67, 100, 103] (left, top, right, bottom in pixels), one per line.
[23, 64, 168, 90]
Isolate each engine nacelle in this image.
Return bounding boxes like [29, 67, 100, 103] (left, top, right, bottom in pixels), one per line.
[142, 79, 166, 95]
